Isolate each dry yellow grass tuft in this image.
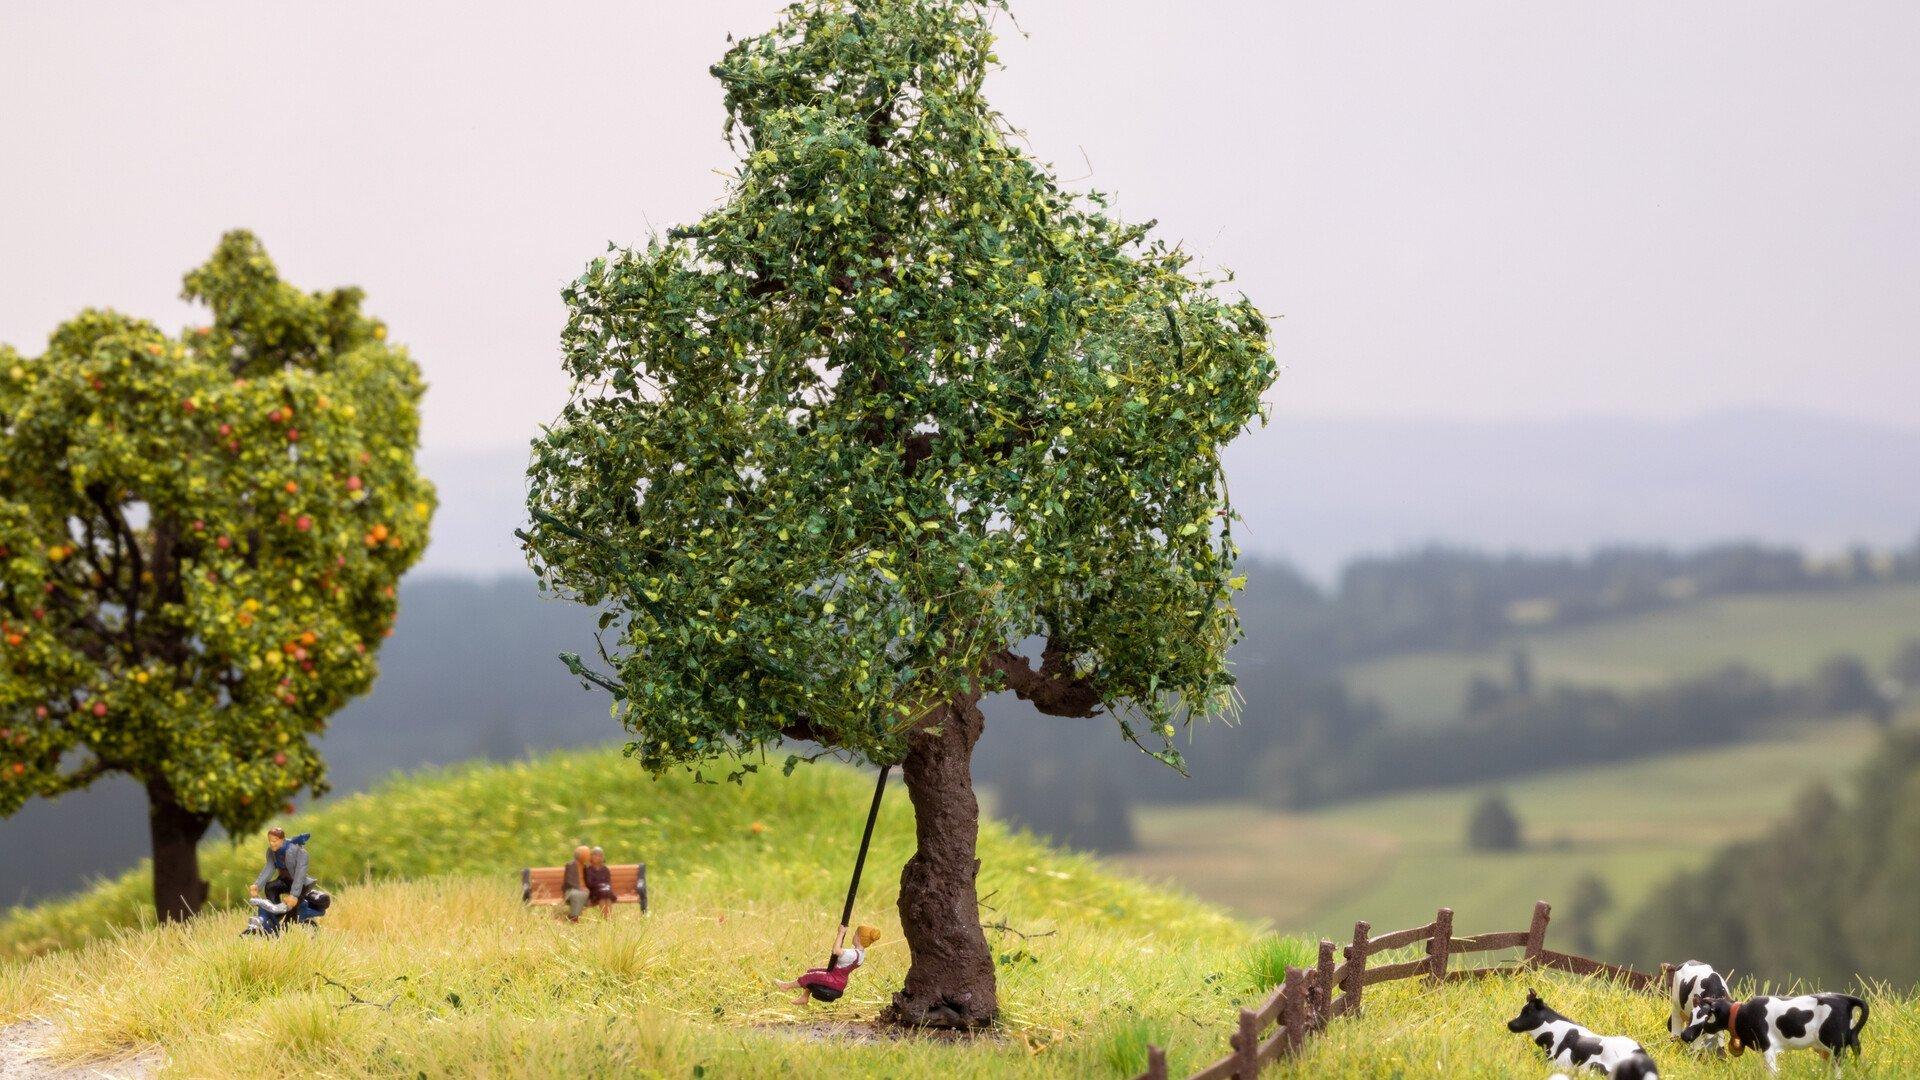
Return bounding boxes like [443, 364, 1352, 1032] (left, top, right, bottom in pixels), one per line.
[4, 749, 1916, 1077]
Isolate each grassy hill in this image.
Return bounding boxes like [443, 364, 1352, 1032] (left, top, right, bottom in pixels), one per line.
[5, 745, 1918, 1077]
[1116, 720, 1884, 945]
[1344, 584, 1920, 725]
[0, 747, 1274, 1077]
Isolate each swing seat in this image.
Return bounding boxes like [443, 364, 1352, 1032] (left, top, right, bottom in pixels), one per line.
[796, 966, 852, 1002]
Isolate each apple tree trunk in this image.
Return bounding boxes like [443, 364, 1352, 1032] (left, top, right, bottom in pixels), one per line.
[146, 777, 212, 922]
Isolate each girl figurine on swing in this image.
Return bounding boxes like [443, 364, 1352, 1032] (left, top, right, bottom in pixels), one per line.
[779, 924, 882, 1005]
[777, 764, 892, 1006]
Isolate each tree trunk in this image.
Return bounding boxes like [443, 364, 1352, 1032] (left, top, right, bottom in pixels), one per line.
[146, 777, 212, 922]
[882, 692, 998, 1029]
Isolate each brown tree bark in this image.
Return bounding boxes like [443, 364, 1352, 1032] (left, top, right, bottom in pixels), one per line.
[146, 777, 212, 922]
[882, 692, 998, 1029]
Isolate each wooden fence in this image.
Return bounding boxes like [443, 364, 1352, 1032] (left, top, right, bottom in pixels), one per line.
[1136, 900, 1665, 1080]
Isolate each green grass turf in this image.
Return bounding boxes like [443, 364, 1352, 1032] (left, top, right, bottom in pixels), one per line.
[4, 739, 1917, 1076]
[1277, 968, 1920, 1078]
[1343, 583, 1920, 726]
[1117, 720, 1883, 945]
[1, 746, 1283, 1077]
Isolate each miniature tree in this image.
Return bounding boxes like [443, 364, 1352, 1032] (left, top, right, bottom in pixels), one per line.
[0, 231, 435, 921]
[523, 0, 1275, 1028]
[1893, 639, 1920, 692]
[1467, 792, 1524, 852]
[1561, 873, 1613, 956]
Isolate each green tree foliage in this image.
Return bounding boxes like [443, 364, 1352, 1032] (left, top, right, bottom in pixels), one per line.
[1560, 873, 1613, 958]
[524, 0, 1273, 776]
[0, 231, 434, 919]
[1893, 638, 1920, 692]
[1614, 733, 1920, 988]
[994, 759, 1137, 854]
[523, 0, 1274, 1026]
[1812, 653, 1882, 715]
[1466, 792, 1523, 852]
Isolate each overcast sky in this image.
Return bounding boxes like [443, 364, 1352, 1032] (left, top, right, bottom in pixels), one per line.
[3, 1, 1916, 458]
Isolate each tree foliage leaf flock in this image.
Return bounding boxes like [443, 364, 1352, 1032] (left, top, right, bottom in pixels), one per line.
[0, 231, 435, 833]
[524, 0, 1278, 772]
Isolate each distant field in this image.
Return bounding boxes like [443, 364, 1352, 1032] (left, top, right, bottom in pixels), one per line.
[1114, 719, 1883, 948]
[1344, 584, 1920, 725]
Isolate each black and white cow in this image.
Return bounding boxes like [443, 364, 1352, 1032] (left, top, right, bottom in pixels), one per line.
[1668, 960, 1733, 1052]
[1509, 989, 1661, 1078]
[1680, 993, 1869, 1077]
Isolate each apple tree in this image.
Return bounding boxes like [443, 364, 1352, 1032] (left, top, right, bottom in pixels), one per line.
[0, 231, 435, 921]
[523, 0, 1276, 1028]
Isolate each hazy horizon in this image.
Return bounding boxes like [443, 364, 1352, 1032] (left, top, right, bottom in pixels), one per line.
[411, 406, 1920, 581]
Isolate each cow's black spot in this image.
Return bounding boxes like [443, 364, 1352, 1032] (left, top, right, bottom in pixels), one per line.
[1615, 1051, 1661, 1080]
[1702, 973, 1728, 1001]
[1535, 1032, 1553, 1049]
[1679, 975, 1696, 1003]
[1557, 1030, 1603, 1065]
[1777, 1007, 1814, 1040]
[1737, 1000, 1772, 1052]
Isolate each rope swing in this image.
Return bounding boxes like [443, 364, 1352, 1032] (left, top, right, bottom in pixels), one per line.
[831, 763, 891, 961]
[778, 763, 892, 1005]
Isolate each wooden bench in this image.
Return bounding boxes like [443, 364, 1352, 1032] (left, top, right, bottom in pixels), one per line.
[521, 863, 648, 913]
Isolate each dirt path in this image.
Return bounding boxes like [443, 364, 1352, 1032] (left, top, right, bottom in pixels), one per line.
[0, 1021, 157, 1080]
[751, 1019, 1010, 1044]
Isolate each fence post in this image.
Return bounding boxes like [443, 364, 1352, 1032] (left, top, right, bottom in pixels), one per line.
[1143, 1044, 1167, 1080]
[1283, 967, 1308, 1053]
[1314, 939, 1336, 1028]
[1343, 919, 1371, 1016]
[1524, 900, 1552, 964]
[1428, 906, 1454, 983]
[1233, 1007, 1260, 1078]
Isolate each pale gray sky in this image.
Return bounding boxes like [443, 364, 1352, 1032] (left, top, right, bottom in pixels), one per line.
[4, 1, 1917, 459]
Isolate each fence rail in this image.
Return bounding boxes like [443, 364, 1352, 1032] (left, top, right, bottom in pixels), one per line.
[1135, 900, 1665, 1080]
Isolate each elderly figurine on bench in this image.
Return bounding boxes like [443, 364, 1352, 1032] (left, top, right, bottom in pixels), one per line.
[583, 846, 618, 920]
[522, 851, 649, 916]
[559, 845, 592, 922]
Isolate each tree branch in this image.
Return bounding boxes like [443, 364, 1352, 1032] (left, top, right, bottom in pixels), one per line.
[779, 715, 828, 744]
[51, 756, 114, 795]
[985, 640, 1102, 718]
[314, 972, 404, 1010]
[89, 486, 144, 653]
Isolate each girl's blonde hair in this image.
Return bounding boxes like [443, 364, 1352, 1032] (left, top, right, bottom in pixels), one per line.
[854, 925, 881, 948]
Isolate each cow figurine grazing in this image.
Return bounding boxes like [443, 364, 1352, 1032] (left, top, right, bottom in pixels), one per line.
[1680, 993, 1868, 1076]
[1668, 959, 1733, 1052]
[1509, 989, 1662, 1078]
